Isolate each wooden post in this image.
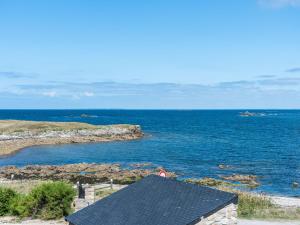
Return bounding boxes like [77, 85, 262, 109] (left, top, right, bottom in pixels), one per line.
[110, 179, 113, 190]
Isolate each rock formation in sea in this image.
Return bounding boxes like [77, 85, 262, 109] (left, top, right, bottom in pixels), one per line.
[0, 120, 143, 156]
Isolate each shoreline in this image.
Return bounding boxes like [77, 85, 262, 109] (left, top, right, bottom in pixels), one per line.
[0, 120, 143, 157]
[0, 163, 176, 184]
[0, 134, 142, 158]
[1, 164, 299, 224]
[0, 163, 299, 200]
[1, 176, 299, 207]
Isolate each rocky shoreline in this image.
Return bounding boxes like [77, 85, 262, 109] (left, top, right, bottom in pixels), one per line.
[0, 163, 176, 184]
[0, 120, 143, 156]
[1, 163, 299, 209]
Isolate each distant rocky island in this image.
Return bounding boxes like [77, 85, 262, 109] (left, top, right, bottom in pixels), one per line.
[239, 111, 266, 117]
[0, 120, 143, 156]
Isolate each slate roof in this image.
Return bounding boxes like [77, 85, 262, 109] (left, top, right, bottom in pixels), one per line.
[66, 175, 238, 225]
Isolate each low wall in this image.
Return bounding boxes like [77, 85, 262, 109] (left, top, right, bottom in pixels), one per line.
[196, 203, 237, 225]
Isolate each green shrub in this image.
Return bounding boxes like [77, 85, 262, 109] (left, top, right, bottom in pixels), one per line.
[0, 187, 17, 216]
[9, 194, 31, 218]
[238, 192, 273, 218]
[29, 181, 76, 219]
[12, 181, 76, 220]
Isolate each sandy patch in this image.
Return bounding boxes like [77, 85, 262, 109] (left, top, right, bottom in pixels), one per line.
[239, 219, 300, 225]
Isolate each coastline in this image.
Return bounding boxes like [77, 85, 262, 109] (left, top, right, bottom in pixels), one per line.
[0, 120, 143, 157]
[0, 163, 176, 184]
[0, 163, 299, 224]
[1, 163, 299, 202]
[0, 172, 299, 225]
[0, 111, 298, 196]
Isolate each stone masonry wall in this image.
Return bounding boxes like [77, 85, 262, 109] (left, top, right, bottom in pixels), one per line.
[196, 203, 237, 225]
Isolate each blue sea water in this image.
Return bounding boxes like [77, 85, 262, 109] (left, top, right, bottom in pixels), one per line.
[0, 110, 299, 196]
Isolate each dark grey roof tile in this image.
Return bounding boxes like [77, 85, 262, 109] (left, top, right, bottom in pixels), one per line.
[66, 175, 237, 225]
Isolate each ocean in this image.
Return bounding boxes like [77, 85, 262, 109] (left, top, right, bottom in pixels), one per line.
[0, 109, 299, 196]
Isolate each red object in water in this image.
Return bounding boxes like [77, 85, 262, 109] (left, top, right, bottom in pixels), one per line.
[159, 169, 167, 177]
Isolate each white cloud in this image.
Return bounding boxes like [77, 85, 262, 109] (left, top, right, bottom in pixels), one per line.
[82, 91, 95, 97]
[258, 0, 300, 8]
[2, 79, 300, 108]
[42, 91, 57, 97]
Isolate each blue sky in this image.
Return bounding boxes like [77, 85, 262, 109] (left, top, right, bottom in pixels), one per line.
[0, 0, 300, 109]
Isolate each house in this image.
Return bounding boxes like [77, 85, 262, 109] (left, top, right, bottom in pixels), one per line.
[66, 175, 238, 225]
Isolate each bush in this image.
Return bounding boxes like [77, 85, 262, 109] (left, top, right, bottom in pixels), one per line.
[0, 187, 17, 216]
[27, 181, 76, 219]
[10, 181, 76, 220]
[9, 194, 31, 218]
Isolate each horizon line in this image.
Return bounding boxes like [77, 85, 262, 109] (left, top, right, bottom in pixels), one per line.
[0, 108, 300, 111]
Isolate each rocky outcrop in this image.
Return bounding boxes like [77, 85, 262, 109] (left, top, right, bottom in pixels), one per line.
[185, 177, 234, 187]
[221, 174, 259, 188]
[0, 120, 143, 156]
[218, 164, 234, 170]
[0, 163, 176, 184]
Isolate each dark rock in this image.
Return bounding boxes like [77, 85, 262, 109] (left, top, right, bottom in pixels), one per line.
[0, 163, 176, 184]
[292, 182, 299, 189]
[221, 174, 260, 187]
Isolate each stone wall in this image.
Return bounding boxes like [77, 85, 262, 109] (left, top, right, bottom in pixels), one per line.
[196, 203, 237, 225]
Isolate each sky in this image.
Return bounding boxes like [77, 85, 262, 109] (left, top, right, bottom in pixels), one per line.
[0, 0, 300, 109]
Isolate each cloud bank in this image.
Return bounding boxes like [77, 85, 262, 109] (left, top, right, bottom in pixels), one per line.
[1, 76, 300, 109]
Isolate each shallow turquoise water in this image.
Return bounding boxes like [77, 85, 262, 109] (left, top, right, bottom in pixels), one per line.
[0, 110, 299, 196]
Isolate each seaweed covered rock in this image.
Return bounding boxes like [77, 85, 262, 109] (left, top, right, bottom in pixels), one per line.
[0, 163, 176, 184]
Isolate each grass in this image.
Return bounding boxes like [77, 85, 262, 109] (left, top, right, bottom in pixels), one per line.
[185, 178, 300, 220]
[237, 191, 300, 220]
[0, 120, 141, 156]
[0, 120, 134, 134]
[0, 180, 50, 194]
[95, 189, 116, 200]
[0, 120, 95, 134]
[219, 187, 300, 220]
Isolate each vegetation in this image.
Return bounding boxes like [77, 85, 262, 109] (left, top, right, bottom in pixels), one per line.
[115, 175, 143, 185]
[0, 187, 17, 216]
[0, 120, 141, 156]
[0, 120, 132, 134]
[237, 192, 273, 218]
[185, 178, 300, 220]
[24, 182, 76, 219]
[185, 177, 235, 187]
[95, 189, 116, 199]
[1, 177, 300, 221]
[0, 181, 76, 220]
[0, 180, 49, 194]
[236, 191, 300, 220]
